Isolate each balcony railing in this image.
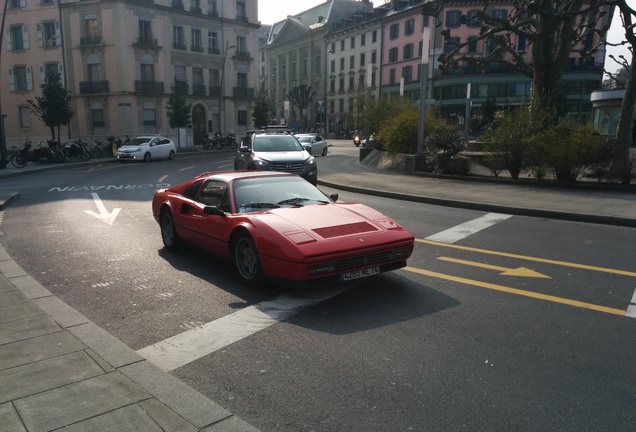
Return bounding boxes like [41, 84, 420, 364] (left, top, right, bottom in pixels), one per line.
[135, 80, 164, 94]
[208, 46, 220, 55]
[208, 10, 218, 17]
[209, 86, 221, 96]
[80, 36, 101, 46]
[191, 44, 204, 53]
[192, 84, 206, 96]
[79, 80, 109, 94]
[172, 0, 184, 9]
[173, 41, 187, 50]
[233, 86, 254, 98]
[136, 37, 158, 47]
[190, 6, 202, 13]
[235, 15, 248, 23]
[234, 50, 251, 60]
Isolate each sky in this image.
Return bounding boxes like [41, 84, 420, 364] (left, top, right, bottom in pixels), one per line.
[257, 0, 631, 71]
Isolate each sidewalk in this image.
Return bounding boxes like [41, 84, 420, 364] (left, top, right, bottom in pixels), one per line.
[0, 159, 259, 431]
[0, 147, 635, 431]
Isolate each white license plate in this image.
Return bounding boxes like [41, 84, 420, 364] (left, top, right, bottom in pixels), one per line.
[340, 266, 380, 281]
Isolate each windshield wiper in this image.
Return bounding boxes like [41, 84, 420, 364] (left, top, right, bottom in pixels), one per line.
[239, 202, 280, 209]
[277, 197, 328, 206]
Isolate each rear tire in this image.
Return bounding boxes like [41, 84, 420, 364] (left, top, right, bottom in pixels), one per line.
[160, 209, 183, 252]
[12, 154, 28, 168]
[232, 232, 264, 287]
[321, 147, 328, 156]
[168, 150, 176, 160]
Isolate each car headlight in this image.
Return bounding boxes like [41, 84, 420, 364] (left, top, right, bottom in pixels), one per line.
[133, 148, 142, 153]
[254, 159, 270, 167]
[307, 156, 316, 165]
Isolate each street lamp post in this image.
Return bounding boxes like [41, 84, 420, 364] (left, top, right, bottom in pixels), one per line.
[416, 25, 431, 156]
[219, 41, 236, 134]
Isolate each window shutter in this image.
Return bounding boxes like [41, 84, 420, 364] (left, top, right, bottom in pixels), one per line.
[55, 21, 61, 46]
[6, 28, 11, 51]
[37, 23, 43, 48]
[39, 64, 45, 83]
[20, 0, 26, 7]
[8, 68, 15, 92]
[22, 25, 29, 49]
[26, 66, 33, 91]
[58, 64, 65, 87]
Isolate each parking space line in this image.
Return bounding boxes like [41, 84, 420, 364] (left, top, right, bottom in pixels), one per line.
[425, 213, 512, 244]
[137, 286, 350, 371]
[404, 266, 626, 316]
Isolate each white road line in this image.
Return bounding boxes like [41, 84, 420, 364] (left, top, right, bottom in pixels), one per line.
[137, 286, 349, 371]
[627, 288, 636, 319]
[425, 213, 512, 244]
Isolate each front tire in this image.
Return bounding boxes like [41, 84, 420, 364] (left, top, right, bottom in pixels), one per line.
[12, 154, 28, 168]
[143, 152, 152, 162]
[232, 232, 264, 287]
[160, 209, 183, 252]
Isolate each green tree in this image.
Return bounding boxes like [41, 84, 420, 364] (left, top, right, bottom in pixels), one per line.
[166, 85, 191, 129]
[27, 71, 74, 140]
[286, 85, 315, 132]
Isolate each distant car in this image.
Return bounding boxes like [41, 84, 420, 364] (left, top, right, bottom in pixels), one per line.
[234, 128, 317, 185]
[152, 171, 414, 287]
[116, 136, 176, 162]
[363, 134, 376, 148]
[294, 133, 328, 156]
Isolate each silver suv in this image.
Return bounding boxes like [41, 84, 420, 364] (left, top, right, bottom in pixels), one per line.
[234, 128, 317, 185]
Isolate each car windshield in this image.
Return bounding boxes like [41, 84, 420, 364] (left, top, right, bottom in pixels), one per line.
[130, 138, 151, 146]
[252, 136, 303, 152]
[233, 176, 329, 213]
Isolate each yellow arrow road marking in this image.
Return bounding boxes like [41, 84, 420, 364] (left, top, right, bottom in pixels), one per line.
[403, 266, 625, 316]
[417, 239, 636, 277]
[438, 256, 550, 278]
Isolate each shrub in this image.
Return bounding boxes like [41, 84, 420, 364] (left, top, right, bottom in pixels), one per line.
[377, 108, 419, 154]
[480, 108, 537, 179]
[423, 119, 467, 174]
[539, 121, 605, 183]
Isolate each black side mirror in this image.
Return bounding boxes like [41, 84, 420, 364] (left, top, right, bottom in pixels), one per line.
[330, 193, 339, 202]
[204, 206, 226, 217]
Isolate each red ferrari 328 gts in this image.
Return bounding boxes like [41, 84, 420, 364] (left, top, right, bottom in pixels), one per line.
[152, 171, 414, 287]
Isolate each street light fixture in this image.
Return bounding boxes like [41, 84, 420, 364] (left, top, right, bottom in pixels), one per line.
[219, 41, 236, 134]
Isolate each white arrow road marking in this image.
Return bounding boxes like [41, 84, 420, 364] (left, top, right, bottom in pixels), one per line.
[84, 193, 121, 225]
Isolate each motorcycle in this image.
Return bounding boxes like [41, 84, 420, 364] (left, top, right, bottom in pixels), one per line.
[209, 132, 237, 150]
[63, 139, 92, 161]
[12, 140, 53, 168]
[202, 133, 217, 150]
[353, 133, 362, 147]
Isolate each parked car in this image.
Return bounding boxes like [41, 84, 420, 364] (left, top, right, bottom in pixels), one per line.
[116, 136, 176, 162]
[152, 171, 414, 287]
[234, 128, 317, 185]
[294, 133, 328, 156]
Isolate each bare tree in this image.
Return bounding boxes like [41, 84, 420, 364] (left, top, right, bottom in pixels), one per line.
[286, 85, 316, 132]
[422, 0, 612, 119]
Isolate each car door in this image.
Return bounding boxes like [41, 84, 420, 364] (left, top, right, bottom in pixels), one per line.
[186, 180, 233, 253]
[314, 136, 325, 155]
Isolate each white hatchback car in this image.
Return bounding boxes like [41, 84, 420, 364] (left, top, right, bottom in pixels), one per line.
[294, 133, 328, 156]
[116, 136, 176, 162]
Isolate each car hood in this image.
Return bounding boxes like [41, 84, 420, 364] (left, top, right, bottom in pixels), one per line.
[258, 203, 405, 239]
[117, 144, 146, 152]
[254, 151, 310, 162]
